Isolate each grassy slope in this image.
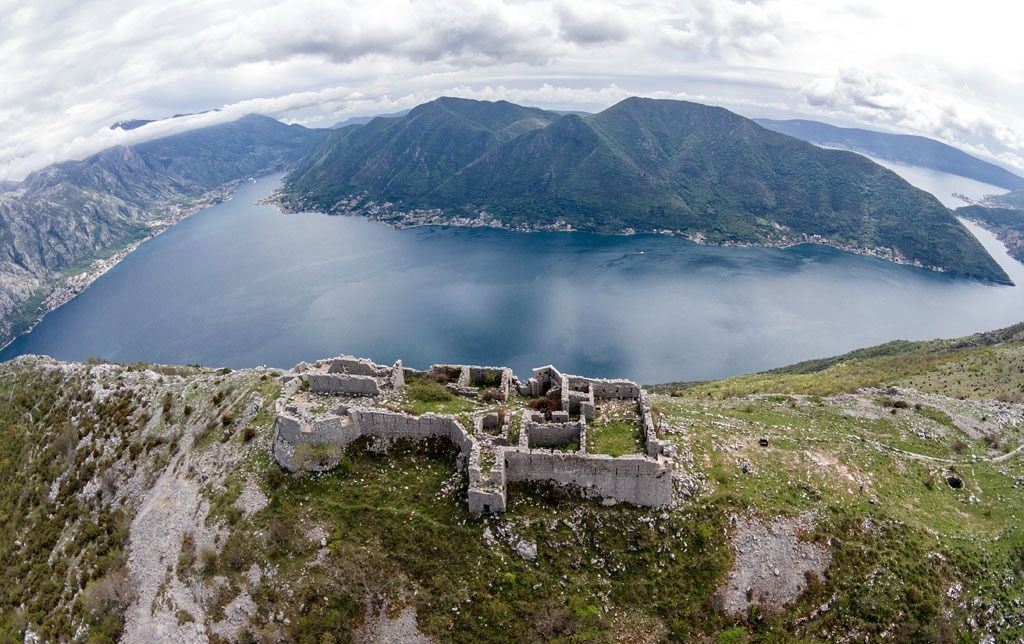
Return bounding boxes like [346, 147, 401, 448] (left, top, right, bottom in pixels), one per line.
[2, 324, 1024, 640]
[0, 358, 282, 641]
[658, 322, 1024, 400]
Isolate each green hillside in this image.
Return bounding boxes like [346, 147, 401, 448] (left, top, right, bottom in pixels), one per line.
[2, 322, 1023, 640]
[959, 204, 1024, 262]
[660, 321, 1024, 399]
[281, 96, 1010, 284]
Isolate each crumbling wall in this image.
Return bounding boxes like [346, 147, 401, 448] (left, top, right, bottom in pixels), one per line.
[272, 406, 360, 469]
[466, 366, 512, 399]
[349, 409, 466, 447]
[522, 365, 564, 397]
[580, 377, 639, 400]
[391, 360, 405, 389]
[328, 356, 384, 376]
[526, 420, 583, 449]
[307, 373, 380, 396]
[467, 446, 507, 513]
[638, 391, 675, 458]
[505, 451, 672, 507]
[427, 365, 463, 384]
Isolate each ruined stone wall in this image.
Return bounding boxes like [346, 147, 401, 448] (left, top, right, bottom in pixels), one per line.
[275, 358, 676, 513]
[275, 402, 672, 510]
[526, 420, 583, 449]
[427, 364, 463, 384]
[350, 409, 465, 447]
[467, 446, 507, 513]
[638, 391, 675, 459]
[466, 366, 512, 399]
[391, 360, 404, 389]
[328, 356, 384, 376]
[307, 373, 380, 396]
[566, 388, 595, 419]
[524, 365, 563, 397]
[572, 377, 639, 400]
[505, 450, 672, 507]
[272, 407, 361, 469]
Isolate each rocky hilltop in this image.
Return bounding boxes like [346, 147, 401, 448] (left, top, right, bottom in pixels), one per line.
[0, 116, 327, 347]
[2, 323, 1024, 641]
[280, 96, 1010, 284]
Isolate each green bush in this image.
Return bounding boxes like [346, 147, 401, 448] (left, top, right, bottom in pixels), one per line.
[177, 532, 196, 575]
[406, 379, 453, 403]
[201, 548, 218, 576]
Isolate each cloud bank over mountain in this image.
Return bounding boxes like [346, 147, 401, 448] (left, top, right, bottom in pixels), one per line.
[2, 0, 1023, 179]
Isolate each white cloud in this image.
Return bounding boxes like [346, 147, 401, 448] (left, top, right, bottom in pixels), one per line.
[1, 0, 1023, 179]
[802, 68, 1024, 171]
[659, 0, 783, 60]
[555, 2, 629, 45]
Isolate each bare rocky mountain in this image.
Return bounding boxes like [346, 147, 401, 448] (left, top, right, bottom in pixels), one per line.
[0, 115, 327, 346]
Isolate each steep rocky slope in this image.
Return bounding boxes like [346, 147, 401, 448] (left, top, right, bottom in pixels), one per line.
[2, 322, 1023, 641]
[0, 116, 327, 346]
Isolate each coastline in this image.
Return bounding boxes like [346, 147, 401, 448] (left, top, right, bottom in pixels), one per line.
[3, 182, 1015, 358]
[0, 182, 241, 355]
[265, 191, 993, 282]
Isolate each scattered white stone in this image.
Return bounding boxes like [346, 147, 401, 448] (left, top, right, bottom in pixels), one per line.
[516, 539, 538, 561]
[233, 477, 269, 517]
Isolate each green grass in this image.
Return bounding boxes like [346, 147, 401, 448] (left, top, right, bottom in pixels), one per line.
[676, 324, 1024, 401]
[587, 421, 642, 456]
[406, 396, 479, 416]
[232, 438, 737, 642]
[402, 374, 481, 416]
[914, 404, 956, 429]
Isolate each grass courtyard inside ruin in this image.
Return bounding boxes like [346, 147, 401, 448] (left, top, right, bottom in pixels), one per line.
[587, 399, 643, 456]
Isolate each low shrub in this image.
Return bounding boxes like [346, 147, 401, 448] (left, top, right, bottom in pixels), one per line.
[406, 380, 453, 403]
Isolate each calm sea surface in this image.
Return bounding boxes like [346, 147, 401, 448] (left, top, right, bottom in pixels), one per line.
[2, 166, 1022, 383]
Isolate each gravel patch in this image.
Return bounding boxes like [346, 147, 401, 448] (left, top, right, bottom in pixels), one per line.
[233, 477, 269, 517]
[716, 513, 830, 616]
[354, 602, 433, 644]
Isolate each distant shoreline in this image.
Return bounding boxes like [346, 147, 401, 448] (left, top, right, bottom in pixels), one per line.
[265, 191, 1006, 283]
[0, 182, 242, 355]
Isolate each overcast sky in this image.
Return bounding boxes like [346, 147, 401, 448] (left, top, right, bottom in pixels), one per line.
[2, 0, 1023, 180]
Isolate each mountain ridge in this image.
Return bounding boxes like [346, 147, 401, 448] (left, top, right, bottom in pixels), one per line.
[755, 118, 1024, 191]
[0, 115, 328, 346]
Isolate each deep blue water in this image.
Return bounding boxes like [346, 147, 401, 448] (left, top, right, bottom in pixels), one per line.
[3, 172, 1023, 383]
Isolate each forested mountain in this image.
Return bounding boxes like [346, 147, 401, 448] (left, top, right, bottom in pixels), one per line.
[958, 204, 1024, 262]
[281, 97, 1009, 284]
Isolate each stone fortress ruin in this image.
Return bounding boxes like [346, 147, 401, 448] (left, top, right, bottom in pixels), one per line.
[273, 356, 676, 513]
